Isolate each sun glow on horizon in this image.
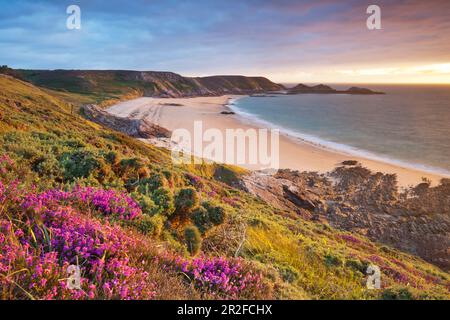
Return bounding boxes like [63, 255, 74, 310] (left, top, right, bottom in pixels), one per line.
[263, 63, 450, 85]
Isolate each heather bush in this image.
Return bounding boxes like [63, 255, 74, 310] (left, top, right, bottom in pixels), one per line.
[22, 186, 143, 220]
[184, 225, 202, 256]
[278, 265, 300, 283]
[0, 181, 155, 299]
[158, 254, 269, 299]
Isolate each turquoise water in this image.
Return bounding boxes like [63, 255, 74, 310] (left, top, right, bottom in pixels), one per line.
[230, 85, 450, 175]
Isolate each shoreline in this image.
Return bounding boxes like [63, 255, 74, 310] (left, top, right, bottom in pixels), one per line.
[107, 95, 449, 188]
[227, 96, 450, 179]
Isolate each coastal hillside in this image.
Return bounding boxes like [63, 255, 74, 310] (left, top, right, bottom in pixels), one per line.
[0, 73, 449, 300]
[10, 69, 284, 106]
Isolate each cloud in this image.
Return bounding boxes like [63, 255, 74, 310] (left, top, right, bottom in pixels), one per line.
[0, 0, 449, 83]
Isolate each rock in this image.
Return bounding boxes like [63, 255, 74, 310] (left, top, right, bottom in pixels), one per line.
[345, 87, 384, 95]
[82, 104, 171, 139]
[342, 160, 358, 166]
[241, 166, 450, 271]
[282, 185, 319, 211]
[288, 83, 384, 95]
[160, 103, 184, 106]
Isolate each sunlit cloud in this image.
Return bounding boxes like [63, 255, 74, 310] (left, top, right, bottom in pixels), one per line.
[338, 64, 450, 78]
[413, 64, 450, 75]
[339, 68, 402, 76]
[0, 0, 449, 83]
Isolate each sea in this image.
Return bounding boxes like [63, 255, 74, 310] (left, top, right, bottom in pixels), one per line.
[229, 84, 450, 176]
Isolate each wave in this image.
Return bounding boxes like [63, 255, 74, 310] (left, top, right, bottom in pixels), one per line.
[227, 97, 450, 178]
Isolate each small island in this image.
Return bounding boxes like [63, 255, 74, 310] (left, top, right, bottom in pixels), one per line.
[288, 83, 384, 95]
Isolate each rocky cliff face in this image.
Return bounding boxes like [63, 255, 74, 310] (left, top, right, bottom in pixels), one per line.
[242, 165, 450, 270]
[82, 104, 171, 138]
[16, 69, 285, 98]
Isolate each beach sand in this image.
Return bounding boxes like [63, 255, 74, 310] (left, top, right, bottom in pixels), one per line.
[107, 96, 449, 188]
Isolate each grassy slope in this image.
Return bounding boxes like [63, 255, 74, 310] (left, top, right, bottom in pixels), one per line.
[0, 74, 449, 299]
[14, 69, 284, 106]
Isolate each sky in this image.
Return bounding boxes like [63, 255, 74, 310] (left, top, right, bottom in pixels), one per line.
[0, 0, 449, 84]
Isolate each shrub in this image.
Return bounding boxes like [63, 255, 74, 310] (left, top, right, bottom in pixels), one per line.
[0, 181, 154, 299]
[138, 172, 169, 195]
[151, 187, 175, 216]
[23, 186, 143, 220]
[31, 153, 63, 178]
[104, 151, 119, 165]
[131, 192, 156, 215]
[60, 150, 100, 181]
[184, 225, 202, 256]
[158, 254, 267, 299]
[137, 214, 166, 237]
[324, 253, 343, 267]
[174, 187, 199, 216]
[192, 202, 227, 234]
[118, 158, 145, 185]
[203, 202, 226, 225]
[278, 265, 300, 283]
[381, 286, 415, 300]
[345, 258, 367, 274]
[191, 206, 210, 234]
[119, 158, 143, 171]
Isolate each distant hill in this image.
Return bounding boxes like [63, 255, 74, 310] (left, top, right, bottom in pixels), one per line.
[288, 83, 384, 95]
[12, 69, 285, 105]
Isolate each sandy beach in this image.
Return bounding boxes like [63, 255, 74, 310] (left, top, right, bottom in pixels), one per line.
[107, 96, 449, 188]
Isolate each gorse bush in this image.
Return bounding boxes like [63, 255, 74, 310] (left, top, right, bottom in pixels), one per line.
[138, 173, 169, 192]
[136, 214, 166, 237]
[60, 150, 101, 181]
[151, 187, 175, 216]
[184, 225, 202, 256]
[174, 187, 200, 220]
[192, 201, 227, 234]
[131, 192, 156, 215]
[203, 201, 226, 225]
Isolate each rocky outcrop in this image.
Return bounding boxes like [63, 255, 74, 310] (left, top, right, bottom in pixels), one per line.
[288, 84, 384, 95]
[242, 166, 450, 270]
[81, 104, 171, 138]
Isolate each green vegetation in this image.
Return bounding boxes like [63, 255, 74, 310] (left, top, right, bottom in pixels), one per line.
[0, 74, 448, 299]
[185, 225, 203, 256]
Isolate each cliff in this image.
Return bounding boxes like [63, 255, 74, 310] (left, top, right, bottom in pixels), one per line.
[14, 69, 285, 99]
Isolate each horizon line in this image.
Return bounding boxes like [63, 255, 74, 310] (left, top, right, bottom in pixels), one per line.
[5, 66, 450, 86]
